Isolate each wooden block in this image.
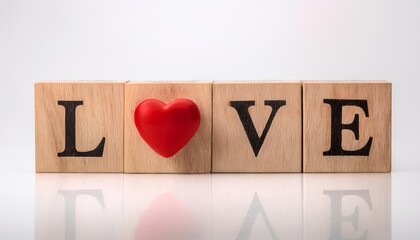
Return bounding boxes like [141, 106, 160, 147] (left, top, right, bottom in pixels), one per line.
[303, 174, 391, 240]
[303, 81, 392, 172]
[124, 82, 212, 173]
[35, 81, 125, 172]
[212, 82, 302, 172]
[212, 174, 302, 239]
[124, 175, 211, 239]
[36, 173, 123, 240]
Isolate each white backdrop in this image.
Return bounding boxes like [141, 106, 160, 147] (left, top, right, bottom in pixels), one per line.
[0, 0, 419, 173]
[1, 1, 420, 239]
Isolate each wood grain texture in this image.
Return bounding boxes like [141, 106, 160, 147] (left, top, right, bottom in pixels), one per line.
[35, 81, 125, 172]
[212, 82, 302, 172]
[303, 81, 392, 172]
[124, 82, 212, 173]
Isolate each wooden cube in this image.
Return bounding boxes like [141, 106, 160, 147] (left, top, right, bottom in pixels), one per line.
[303, 174, 391, 240]
[212, 174, 303, 239]
[124, 82, 212, 173]
[212, 82, 302, 172]
[35, 81, 125, 172]
[303, 81, 392, 172]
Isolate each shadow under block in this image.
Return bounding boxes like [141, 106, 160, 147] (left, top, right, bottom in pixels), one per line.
[303, 81, 391, 173]
[124, 82, 212, 173]
[35, 82, 125, 172]
[212, 82, 302, 172]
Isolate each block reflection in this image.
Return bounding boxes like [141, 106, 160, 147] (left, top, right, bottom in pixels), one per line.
[35, 173, 391, 240]
[124, 174, 212, 240]
[212, 174, 303, 240]
[35, 173, 124, 240]
[304, 174, 391, 240]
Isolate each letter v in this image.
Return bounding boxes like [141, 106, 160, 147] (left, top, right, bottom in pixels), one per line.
[230, 100, 286, 157]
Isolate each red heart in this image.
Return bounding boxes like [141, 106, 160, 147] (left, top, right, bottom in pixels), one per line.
[134, 98, 201, 158]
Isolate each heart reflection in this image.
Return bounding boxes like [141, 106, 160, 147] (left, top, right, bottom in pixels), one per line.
[135, 192, 199, 240]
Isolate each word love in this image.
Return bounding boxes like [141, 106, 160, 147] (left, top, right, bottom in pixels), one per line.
[34, 81, 391, 173]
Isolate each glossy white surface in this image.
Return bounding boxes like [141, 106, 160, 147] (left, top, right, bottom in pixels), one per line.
[2, 171, 420, 239]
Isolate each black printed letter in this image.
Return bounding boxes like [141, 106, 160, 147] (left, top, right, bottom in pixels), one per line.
[323, 99, 372, 156]
[57, 101, 105, 157]
[230, 100, 286, 157]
